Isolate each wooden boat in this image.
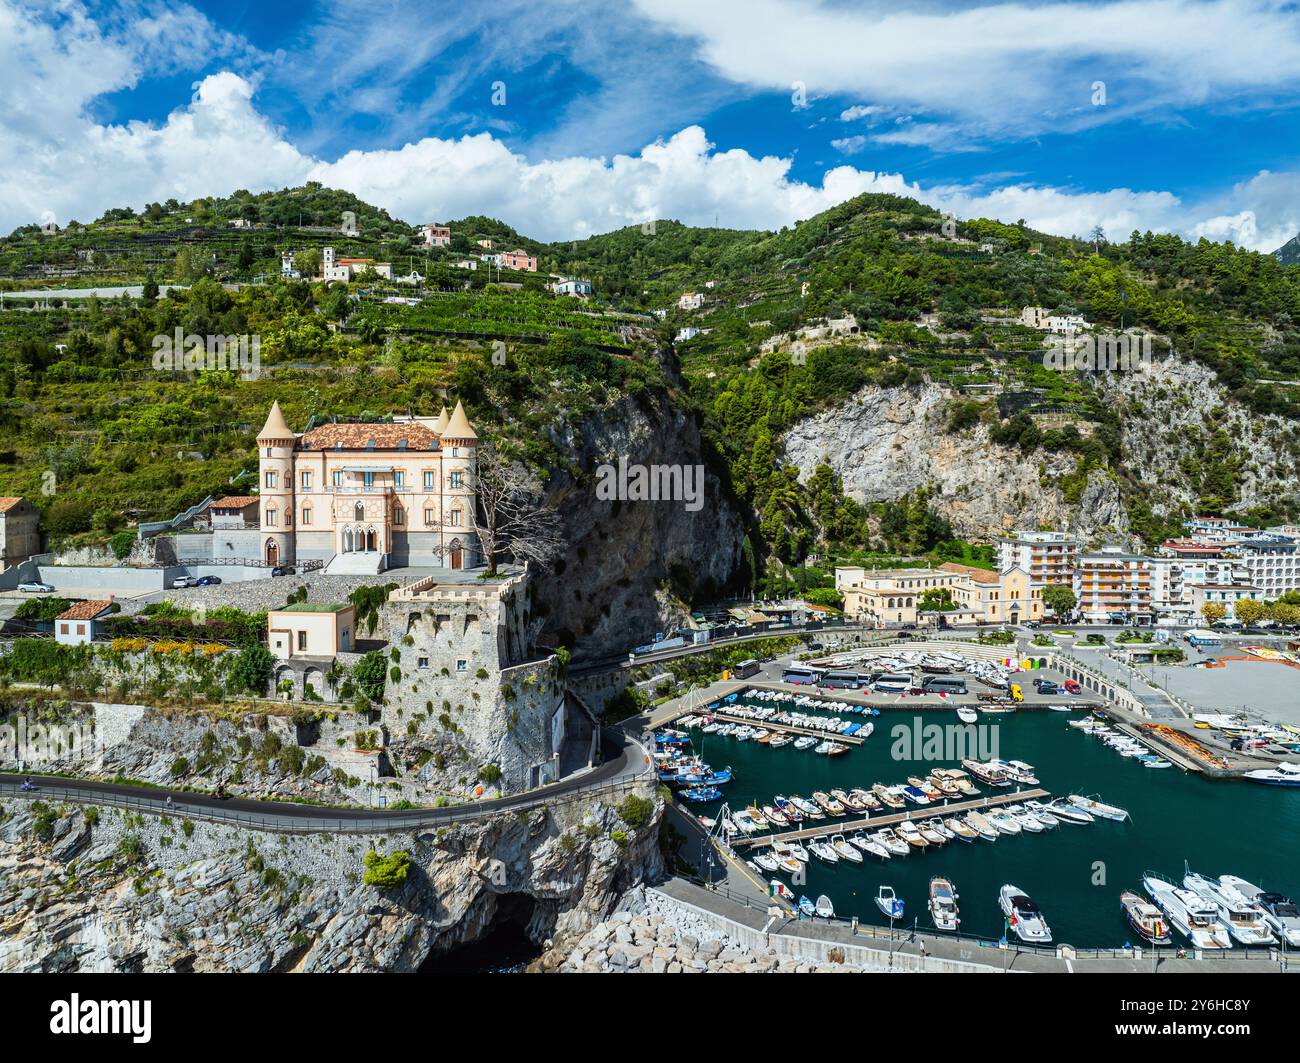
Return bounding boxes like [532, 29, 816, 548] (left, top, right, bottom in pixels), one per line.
[762, 804, 789, 828]
[832, 787, 866, 813]
[908, 776, 942, 800]
[813, 791, 846, 816]
[964, 811, 998, 840]
[830, 834, 863, 863]
[896, 820, 930, 849]
[851, 788, 883, 811]
[1121, 889, 1172, 945]
[926, 817, 955, 841]
[944, 816, 978, 842]
[873, 783, 906, 809]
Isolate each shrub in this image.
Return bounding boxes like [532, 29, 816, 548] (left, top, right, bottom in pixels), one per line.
[362, 849, 411, 889]
[618, 793, 655, 831]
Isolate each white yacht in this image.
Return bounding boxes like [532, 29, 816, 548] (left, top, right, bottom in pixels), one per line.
[999, 885, 1052, 944]
[1142, 874, 1233, 950]
[1219, 877, 1300, 947]
[1067, 794, 1130, 821]
[1183, 871, 1276, 946]
[929, 877, 960, 932]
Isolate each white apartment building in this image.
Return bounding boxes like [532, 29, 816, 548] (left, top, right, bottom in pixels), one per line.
[1226, 536, 1300, 600]
[997, 531, 1079, 587]
[1183, 516, 1259, 544]
[1148, 556, 1251, 620]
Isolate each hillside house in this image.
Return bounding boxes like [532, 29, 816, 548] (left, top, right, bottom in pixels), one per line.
[54, 599, 114, 646]
[421, 223, 451, 248]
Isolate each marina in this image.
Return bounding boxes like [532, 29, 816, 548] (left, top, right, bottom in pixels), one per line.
[659, 688, 1300, 948]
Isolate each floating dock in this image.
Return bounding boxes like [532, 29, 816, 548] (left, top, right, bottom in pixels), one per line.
[732, 787, 1052, 848]
[695, 709, 868, 745]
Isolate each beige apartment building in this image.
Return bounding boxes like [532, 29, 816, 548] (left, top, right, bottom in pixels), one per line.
[837, 563, 1042, 626]
[0, 496, 41, 567]
[1075, 546, 1153, 622]
[247, 401, 481, 575]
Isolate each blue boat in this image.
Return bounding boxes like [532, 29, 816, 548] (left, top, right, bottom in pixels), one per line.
[875, 886, 904, 920]
[798, 895, 817, 918]
[677, 767, 733, 786]
[680, 786, 723, 803]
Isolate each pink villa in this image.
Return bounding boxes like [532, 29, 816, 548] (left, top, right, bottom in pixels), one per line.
[500, 249, 537, 272]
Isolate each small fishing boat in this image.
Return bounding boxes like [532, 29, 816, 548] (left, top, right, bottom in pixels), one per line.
[926, 773, 961, 798]
[815, 894, 835, 919]
[957, 707, 979, 724]
[831, 834, 863, 863]
[813, 791, 846, 816]
[896, 821, 930, 849]
[873, 828, 910, 856]
[793, 736, 818, 751]
[798, 895, 817, 918]
[943, 769, 980, 796]
[929, 877, 960, 931]
[1000, 884, 1052, 944]
[851, 787, 883, 811]
[1121, 889, 1172, 945]
[1067, 795, 1130, 822]
[823, 742, 849, 756]
[754, 852, 780, 873]
[771, 880, 795, 904]
[964, 811, 998, 840]
[762, 804, 789, 828]
[1008, 806, 1045, 833]
[832, 788, 866, 813]
[908, 776, 942, 800]
[768, 733, 794, 748]
[849, 833, 890, 860]
[873, 784, 907, 809]
[918, 822, 947, 846]
[679, 785, 722, 803]
[776, 855, 804, 875]
[791, 795, 825, 819]
[945, 816, 978, 842]
[876, 885, 904, 920]
[774, 839, 808, 863]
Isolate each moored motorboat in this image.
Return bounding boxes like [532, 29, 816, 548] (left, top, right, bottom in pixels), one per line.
[957, 707, 979, 724]
[999, 884, 1052, 944]
[849, 833, 891, 859]
[831, 833, 863, 863]
[876, 885, 904, 920]
[813, 791, 846, 816]
[809, 839, 840, 864]
[1068, 794, 1130, 821]
[918, 822, 947, 846]
[762, 804, 789, 828]
[874, 784, 906, 809]
[798, 895, 817, 918]
[1183, 870, 1276, 946]
[896, 820, 930, 849]
[1142, 873, 1232, 950]
[815, 894, 835, 919]
[986, 810, 1022, 835]
[900, 785, 931, 806]
[964, 811, 998, 840]
[1048, 799, 1093, 824]
[945, 816, 978, 842]
[1024, 800, 1060, 828]
[926, 817, 955, 842]
[873, 828, 910, 856]
[1121, 889, 1173, 945]
[929, 877, 960, 931]
[1218, 876, 1300, 947]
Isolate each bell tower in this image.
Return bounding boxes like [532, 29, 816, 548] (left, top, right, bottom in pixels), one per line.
[257, 400, 296, 565]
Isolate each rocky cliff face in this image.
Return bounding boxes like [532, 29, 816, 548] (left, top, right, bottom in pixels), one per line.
[781, 382, 1130, 542]
[536, 390, 745, 650]
[0, 787, 662, 972]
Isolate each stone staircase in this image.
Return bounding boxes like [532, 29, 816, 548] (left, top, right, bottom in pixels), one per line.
[323, 551, 386, 576]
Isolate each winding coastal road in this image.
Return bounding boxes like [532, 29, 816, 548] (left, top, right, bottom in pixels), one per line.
[0, 728, 653, 834]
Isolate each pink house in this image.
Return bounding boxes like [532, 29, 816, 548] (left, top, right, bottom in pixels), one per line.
[421, 224, 451, 248]
[500, 249, 537, 272]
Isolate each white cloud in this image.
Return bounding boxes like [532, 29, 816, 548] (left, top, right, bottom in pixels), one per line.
[839, 105, 884, 122]
[830, 135, 868, 155]
[632, 0, 1300, 139]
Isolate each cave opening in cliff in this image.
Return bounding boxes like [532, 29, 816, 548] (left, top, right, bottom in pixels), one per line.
[420, 893, 545, 973]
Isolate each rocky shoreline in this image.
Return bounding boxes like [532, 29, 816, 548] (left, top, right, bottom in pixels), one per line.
[545, 886, 890, 973]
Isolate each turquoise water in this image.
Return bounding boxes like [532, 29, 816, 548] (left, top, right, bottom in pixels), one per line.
[680, 700, 1300, 948]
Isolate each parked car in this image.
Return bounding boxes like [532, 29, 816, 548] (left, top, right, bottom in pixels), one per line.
[195, 575, 222, 586]
[1063, 679, 1082, 694]
[1033, 678, 1059, 694]
[270, 565, 296, 577]
[171, 576, 197, 588]
[17, 581, 54, 593]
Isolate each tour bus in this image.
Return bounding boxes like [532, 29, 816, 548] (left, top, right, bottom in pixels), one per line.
[732, 658, 759, 679]
[782, 665, 823, 685]
[922, 675, 968, 695]
[873, 673, 914, 693]
[821, 670, 861, 690]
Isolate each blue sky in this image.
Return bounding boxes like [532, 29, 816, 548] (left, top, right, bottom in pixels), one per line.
[5, 0, 1300, 248]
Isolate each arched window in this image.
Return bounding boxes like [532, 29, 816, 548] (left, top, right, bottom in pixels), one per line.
[301, 505, 311, 526]
[393, 504, 405, 526]
[354, 501, 364, 522]
[449, 507, 462, 527]
[265, 506, 277, 528]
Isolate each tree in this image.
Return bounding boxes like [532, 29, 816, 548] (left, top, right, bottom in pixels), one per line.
[352, 650, 387, 704]
[1042, 583, 1077, 619]
[230, 644, 274, 695]
[1200, 602, 1227, 626]
[1233, 597, 1266, 627]
[293, 248, 322, 278]
[1269, 601, 1300, 628]
[474, 439, 564, 574]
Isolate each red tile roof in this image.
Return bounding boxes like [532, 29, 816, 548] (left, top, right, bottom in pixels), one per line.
[55, 600, 114, 621]
[299, 422, 438, 451]
[211, 495, 259, 509]
[938, 561, 1001, 584]
[0, 496, 27, 512]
